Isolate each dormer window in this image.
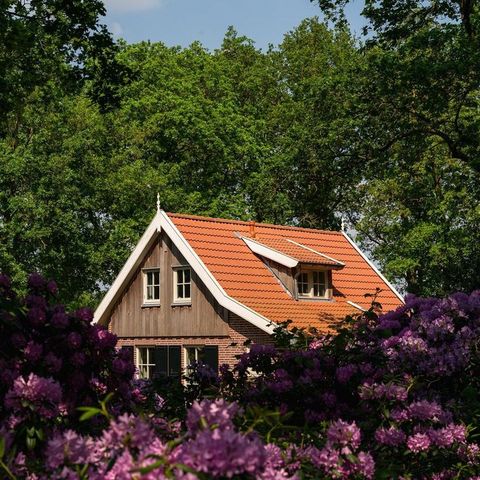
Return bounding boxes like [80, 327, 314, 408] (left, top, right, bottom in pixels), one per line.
[143, 268, 160, 305]
[296, 270, 328, 299]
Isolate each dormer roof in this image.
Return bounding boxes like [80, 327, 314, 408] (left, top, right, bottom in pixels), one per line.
[240, 235, 345, 269]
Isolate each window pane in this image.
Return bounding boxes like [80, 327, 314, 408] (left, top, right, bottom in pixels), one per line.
[154, 286, 160, 300]
[153, 271, 160, 285]
[147, 286, 153, 300]
[184, 284, 191, 299]
[298, 273, 309, 295]
[184, 268, 191, 283]
[177, 270, 184, 283]
[139, 347, 148, 364]
[177, 284, 183, 299]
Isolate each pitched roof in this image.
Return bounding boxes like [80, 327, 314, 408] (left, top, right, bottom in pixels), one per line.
[167, 213, 404, 332]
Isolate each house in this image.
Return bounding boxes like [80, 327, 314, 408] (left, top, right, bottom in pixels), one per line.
[94, 209, 403, 379]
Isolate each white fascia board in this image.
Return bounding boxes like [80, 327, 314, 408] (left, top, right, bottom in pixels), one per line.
[347, 300, 366, 312]
[159, 212, 276, 335]
[94, 212, 162, 324]
[342, 232, 405, 304]
[241, 236, 298, 268]
[285, 238, 345, 267]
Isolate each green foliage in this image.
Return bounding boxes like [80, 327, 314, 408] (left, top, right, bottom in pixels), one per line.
[2, 4, 480, 303]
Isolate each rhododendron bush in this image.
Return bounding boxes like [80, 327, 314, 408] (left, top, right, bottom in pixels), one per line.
[1, 275, 480, 479]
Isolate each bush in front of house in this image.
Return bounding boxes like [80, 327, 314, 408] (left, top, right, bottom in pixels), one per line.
[0, 273, 480, 479]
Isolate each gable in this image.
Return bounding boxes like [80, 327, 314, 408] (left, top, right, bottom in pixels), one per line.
[109, 231, 229, 337]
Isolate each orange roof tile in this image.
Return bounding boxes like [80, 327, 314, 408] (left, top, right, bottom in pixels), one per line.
[168, 213, 403, 332]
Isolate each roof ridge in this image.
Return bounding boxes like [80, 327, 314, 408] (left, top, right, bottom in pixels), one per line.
[166, 211, 342, 235]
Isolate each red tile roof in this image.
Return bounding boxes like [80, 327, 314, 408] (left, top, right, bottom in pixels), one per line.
[168, 213, 403, 332]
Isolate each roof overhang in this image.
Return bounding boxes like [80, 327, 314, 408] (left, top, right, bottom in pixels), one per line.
[240, 236, 299, 268]
[93, 211, 277, 335]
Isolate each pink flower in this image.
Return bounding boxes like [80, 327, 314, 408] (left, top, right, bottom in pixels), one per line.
[407, 433, 431, 453]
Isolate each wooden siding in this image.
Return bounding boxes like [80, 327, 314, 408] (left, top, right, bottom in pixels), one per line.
[110, 232, 229, 337]
[264, 259, 296, 296]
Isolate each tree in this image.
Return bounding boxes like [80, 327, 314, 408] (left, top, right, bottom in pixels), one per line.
[0, 0, 121, 139]
[309, 0, 480, 295]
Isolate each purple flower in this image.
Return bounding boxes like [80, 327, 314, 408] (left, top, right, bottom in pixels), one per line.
[24, 341, 43, 362]
[27, 306, 46, 327]
[327, 420, 361, 450]
[89, 377, 108, 395]
[75, 307, 94, 323]
[429, 424, 467, 447]
[100, 414, 154, 451]
[267, 369, 294, 393]
[0, 274, 11, 289]
[186, 399, 239, 435]
[71, 352, 87, 367]
[5, 373, 62, 418]
[309, 446, 340, 471]
[407, 433, 431, 453]
[28, 273, 46, 290]
[90, 326, 117, 349]
[407, 400, 444, 421]
[176, 428, 265, 478]
[45, 352, 63, 373]
[67, 332, 82, 349]
[45, 430, 98, 469]
[336, 364, 357, 384]
[355, 451, 375, 479]
[375, 426, 406, 446]
[51, 311, 69, 328]
[47, 280, 58, 295]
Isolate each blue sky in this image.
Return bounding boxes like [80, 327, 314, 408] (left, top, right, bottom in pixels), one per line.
[103, 0, 365, 50]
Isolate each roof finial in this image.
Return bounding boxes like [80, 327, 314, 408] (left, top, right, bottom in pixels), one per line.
[156, 192, 161, 212]
[341, 217, 346, 232]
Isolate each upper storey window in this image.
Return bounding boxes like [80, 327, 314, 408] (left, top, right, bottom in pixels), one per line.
[143, 268, 160, 305]
[173, 267, 191, 303]
[296, 270, 327, 299]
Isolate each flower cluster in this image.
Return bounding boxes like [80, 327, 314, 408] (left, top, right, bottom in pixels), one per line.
[0, 273, 138, 451]
[2, 274, 480, 479]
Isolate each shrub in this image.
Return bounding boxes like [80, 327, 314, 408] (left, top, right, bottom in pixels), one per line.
[1, 274, 480, 478]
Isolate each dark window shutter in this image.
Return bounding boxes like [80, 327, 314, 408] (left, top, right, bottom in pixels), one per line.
[203, 346, 219, 372]
[153, 347, 168, 379]
[168, 346, 181, 377]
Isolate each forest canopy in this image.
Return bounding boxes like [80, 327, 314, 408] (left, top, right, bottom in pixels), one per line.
[1, 0, 479, 306]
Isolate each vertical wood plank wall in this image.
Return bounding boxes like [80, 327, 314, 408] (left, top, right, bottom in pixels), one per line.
[110, 232, 229, 337]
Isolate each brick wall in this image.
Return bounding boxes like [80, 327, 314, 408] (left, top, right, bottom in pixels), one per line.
[116, 310, 273, 369]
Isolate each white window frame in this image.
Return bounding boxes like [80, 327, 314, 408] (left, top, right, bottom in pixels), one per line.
[184, 345, 203, 370]
[136, 346, 155, 379]
[143, 268, 160, 305]
[296, 270, 328, 299]
[173, 266, 192, 304]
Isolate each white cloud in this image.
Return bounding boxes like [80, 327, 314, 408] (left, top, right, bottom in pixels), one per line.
[104, 0, 165, 13]
[110, 21, 123, 37]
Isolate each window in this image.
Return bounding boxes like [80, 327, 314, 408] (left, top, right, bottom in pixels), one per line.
[297, 272, 309, 296]
[296, 271, 328, 298]
[312, 271, 327, 297]
[185, 345, 219, 372]
[143, 268, 160, 304]
[174, 267, 191, 303]
[137, 347, 155, 379]
[136, 346, 181, 379]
